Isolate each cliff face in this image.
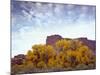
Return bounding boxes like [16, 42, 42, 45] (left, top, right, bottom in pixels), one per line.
[78, 38, 96, 53]
[46, 35, 63, 46]
[11, 54, 26, 65]
[46, 35, 96, 53]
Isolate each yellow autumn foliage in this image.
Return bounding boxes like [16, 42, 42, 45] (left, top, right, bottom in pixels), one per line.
[12, 39, 95, 74]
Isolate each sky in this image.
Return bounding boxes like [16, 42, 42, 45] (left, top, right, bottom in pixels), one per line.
[11, 1, 96, 57]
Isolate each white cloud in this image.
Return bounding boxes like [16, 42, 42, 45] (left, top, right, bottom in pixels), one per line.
[12, 2, 95, 57]
[12, 19, 95, 57]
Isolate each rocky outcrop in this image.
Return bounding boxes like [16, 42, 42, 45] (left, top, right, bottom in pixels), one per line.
[46, 35, 96, 53]
[11, 54, 26, 65]
[78, 38, 96, 53]
[46, 35, 63, 46]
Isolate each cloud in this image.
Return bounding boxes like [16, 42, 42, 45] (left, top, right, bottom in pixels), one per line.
[12, 20, 95, 57]
[12, 1, 95, 28]
[11, 1, 96, 57]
